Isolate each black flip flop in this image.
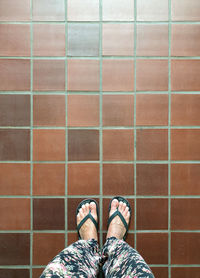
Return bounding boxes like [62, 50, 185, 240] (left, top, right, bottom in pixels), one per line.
[76, 199, 99, 240]
[107, 196, 132, 240]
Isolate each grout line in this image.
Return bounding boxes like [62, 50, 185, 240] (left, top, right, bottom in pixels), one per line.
[1, 126, 200, 129]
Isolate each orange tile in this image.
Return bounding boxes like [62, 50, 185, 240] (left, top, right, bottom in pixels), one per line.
[172, 0, 200, 21]
[102, 0, 134, 20]
[32, 0, 65, 21]
[0, 0, 30, 21]
[67, 0, 99, 21]
[137, 0, 168, 21]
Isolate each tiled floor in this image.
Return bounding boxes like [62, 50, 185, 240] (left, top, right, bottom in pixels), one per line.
[0, 0, 200, 277]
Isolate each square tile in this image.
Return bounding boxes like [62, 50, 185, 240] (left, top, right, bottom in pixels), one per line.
[103, 129, 134, 161]
[103, 164, 134, 195]
[33, 0, 65, 21]
[0, 199, 30, 230]
[68, 130, 99, 161]
[102, 24, 134, 56]
[67, 0, 99, 21]
[0, 269, 29, 278]
[33, 95, 66, 126]
[67, 95, 99, 127]
[136, 94, 168, 126]
[33, 198, 65, 230]
[103, 95, 134, 126]
[102, 0, 134, 20]
[137, 0, 168, 21]
[32, 269, 44, 278]
[67, 232, 79, 245]
[172, 0, 200, 21]
[151, 267, 168, 278]
[102, 60, 134, 92]
[136, 60, 168, 91]
[33, 164, 65, 196]
[68, 163, 99, 195]
[68, 23, 99, 56]
[137, 129, 168, 160]
[0, 0, 30, 21]
[68, 59, 100, 91]
[0, 95, 30, 126]
[171, 267, 200, 278]
[0, 129, 30, 161]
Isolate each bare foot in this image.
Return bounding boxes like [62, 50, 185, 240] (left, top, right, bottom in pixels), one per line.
[106, 199, 130, 240]
[77, 202, 98, 241]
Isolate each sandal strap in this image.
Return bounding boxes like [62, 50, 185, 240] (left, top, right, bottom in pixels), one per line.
[108, 210, 128, 232]
[77, 212, 98, 236]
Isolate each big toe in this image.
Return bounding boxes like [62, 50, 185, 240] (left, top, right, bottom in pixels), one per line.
[110, 199, 119, 216]
[90, 202, 97, 221]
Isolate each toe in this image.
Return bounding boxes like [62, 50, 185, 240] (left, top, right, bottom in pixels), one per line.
[118, 201, 123, 213]
[90, 202, 97, 221]
[85, 203, 89, 214]
[122, 202, 126, 213]
[82, 204, 86, 214]
[110, 199, 119, 216]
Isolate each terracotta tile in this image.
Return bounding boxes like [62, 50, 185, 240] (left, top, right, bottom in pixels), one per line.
[0, 95, 30, 126]
[171, 60, 200, 91]
[0, 24, 30, 56]
[33, 24, 65, 56]
[137, 0, 168, 21]
[0, 59, 30, 91]
[0, 0, 30, 21]
[137, 233, 168, 264]
[137, 24, 168, 56]
[33, 95, 66, 126]
[68, 23, 99, 57]
[103, 232, 135, 248]
[151, 267, 168, 278]
[171, 267, 200, 278]
[102, 24, 134, 56]
[33, 60, 65, 91]
[0, 199, 30, 230]
[137, 164, 168, 196]
[33, 129, 65, 161]
[103, 130, 134, 161]
[171, 199, 200, 230]
[67, 0, 99, 21]
[68, 130, 99, 161]
[171, 233, 200, 264]
[103, 95, 134, 126]
[33, 164, 65, 196]
[68, 163, 99, 195]
[136, 60, 168, 91]
[33, 233, 65, 265]
[102, 60, 134, 92]
[137, 129, 168, 160]
[32, 269, 44, 278]
[67, 232, 79, 245]
[171, 164, 200, 196]
[103, 164, 134, 195]
[171, 94, 200, 126]
[33, 198, 65, 230]
[0, 233, 30, 265]
[33, 0, 65, 21]
[0, 163, 30, 195]
[171, 129, 200, 160]
[0, 129, 30, 161]
[68, 59, 99, 91]
[0, 269, 29, 278]
[102, 0, 134, 20]
[136, 94, 168, 126]
[68, 95, 99, 127]
[172, 0, 200, 21]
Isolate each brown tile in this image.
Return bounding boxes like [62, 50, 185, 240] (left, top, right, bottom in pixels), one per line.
[0, 269, 29, 278]
[0, 95, 30, 126]
[0, 199, 30, 230]
[0, 129, 30, 161]
[172, 0, 200, 21]
[137, 129, 168, 160]
[171, 60, 200, 91]
[67, 232, 79, 245]
[137, 164, 168, 196]
[68, 59, 99, 91]
[68, 130, 99, 161]
[0, 0, 30, 21]
[68, 163, 99, 195]
[33, 129, 65, 161]
[171, 233, 200, 264]
[136, 60, 168, 91]
[103, 95, 134, 126]
[0, 233, 30, 265]
[33, 60, 65, 91]
[171, 267, 200, 278]
[137, 0, 168, 21]
[32, 268, 44, 278]
[0, 163, 30, 195]
[102, 60, 134, 92]
[33, 0, 65, 21]
[103, 232, 135, 248]
[33, 24, 65, 56]
[137, 24, 168, 56]
[67, 0, 99, 21]
[171, 129, 200, 160]
[103, 130, 134, 161]
[171, 199, 200, 230]
[102, 0, 134, 20]
[102, 24, 134, 56]
[68, 95, 99, 127]
[171, 94, 200, 126]
[137, 233, 168, 264]
[103, 164, 134, 195]
[136, 94, 168, 126]
[33, 198, 65, 230]
[33, 95, 66, 126]
[171, 164, 200, 196]
[151, 267, 168, 278]
[0, 24, 30, 56]
[0, 59, 30, 91]
[33, 164, 65, 196]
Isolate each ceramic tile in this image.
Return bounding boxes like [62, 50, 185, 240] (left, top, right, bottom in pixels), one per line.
[172, 0, 200, 21]
[67, 0, 99, 21]
[102, 0, 134, 20]
[0, 0, 30, 21]
[32, 269, 44, 278]
[67, 233, 79, 245]
[33, 0, 65, 21]
[171, 267, 200, 278]
[0, 269, 29, 278]
[151, 267, 168, 278]
[137, 0, 168, 21]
